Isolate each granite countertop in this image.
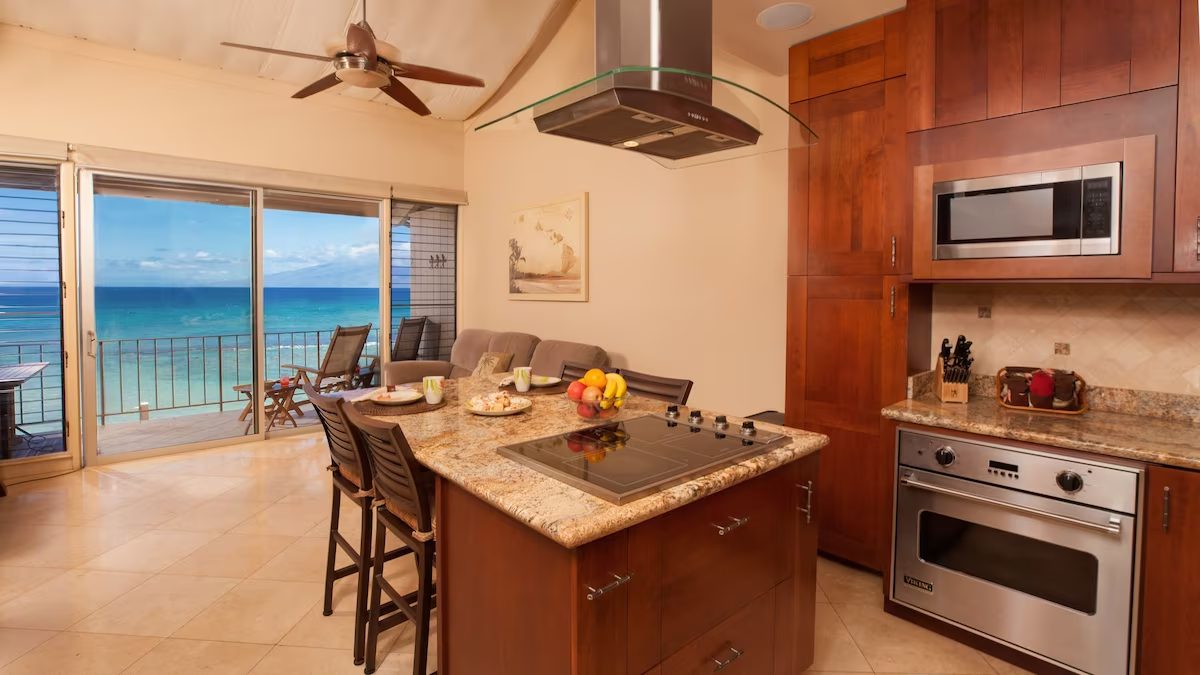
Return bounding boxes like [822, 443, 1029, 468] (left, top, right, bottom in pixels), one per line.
[883, 395, 1200, 470]
[359, 375, 828, 549]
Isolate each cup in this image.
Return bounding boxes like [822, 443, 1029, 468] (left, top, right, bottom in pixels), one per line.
[513, 366, 532, 393]
[422, 375, 445, 405]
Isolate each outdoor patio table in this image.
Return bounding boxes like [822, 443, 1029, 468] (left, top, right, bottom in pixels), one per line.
[232, 380, 301, 434]
[0, 362, 49, 460]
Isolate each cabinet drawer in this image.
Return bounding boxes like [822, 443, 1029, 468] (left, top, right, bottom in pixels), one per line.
[659, 469, 792, 654]
[660, 588, 776, 675]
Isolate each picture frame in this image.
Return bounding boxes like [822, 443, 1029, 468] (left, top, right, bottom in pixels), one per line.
[507, 193, 588, 302]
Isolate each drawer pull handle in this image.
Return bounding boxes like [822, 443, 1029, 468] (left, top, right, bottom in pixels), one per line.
[711, 516, 749, 536]
[797, 480, 814, 524]
[585, 572, 632, 601]
[712, 646, 743, 671]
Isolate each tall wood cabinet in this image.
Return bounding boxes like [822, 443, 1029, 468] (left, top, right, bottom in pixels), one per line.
[1139, 465, 1200, 672]
[1175, 0, 1200, 271]
[786, 12, 927, 571]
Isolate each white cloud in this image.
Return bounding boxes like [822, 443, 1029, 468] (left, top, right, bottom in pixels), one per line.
[264, 249, 281, 258]
[139, 260, 163, 269]
[347, 243, 379, 258]
[194, 251, 211, 259]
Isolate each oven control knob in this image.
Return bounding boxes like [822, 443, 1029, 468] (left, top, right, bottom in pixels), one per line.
[688, 410, 703, 423]
[934, 446, 956, 467]
[1056, 471, 1084, 494]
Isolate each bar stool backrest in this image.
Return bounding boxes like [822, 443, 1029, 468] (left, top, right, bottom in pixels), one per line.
[304, 382, 373, 490]
[343, 405, 434, 533]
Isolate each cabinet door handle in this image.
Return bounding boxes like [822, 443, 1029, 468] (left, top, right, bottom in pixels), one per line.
[890, 235, 897, 269]
[797, 480, 814, 524]
[712, 646, 743, 671]
[889, 286, 896, 318]
[585, 572, 633, 601]
[1162, 486, 1171, 532]
[711, 515, 749, 536]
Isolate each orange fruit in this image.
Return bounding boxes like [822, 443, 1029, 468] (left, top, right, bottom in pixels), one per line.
[582, 368, 608, 389]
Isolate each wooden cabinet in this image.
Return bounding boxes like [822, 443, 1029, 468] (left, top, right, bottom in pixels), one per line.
[906, 0, 1180, 131]
[1139, 465, 1200, 673]
[789, 12, 905, 103]
[805, 78, 909, 276]
[437, 457, 821, 675]
[1175, 0, 1200, 271]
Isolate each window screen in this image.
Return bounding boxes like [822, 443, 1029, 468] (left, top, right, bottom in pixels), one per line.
[391, 201, 456, 361]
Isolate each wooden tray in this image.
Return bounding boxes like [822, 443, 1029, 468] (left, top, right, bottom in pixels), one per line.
[995, 366, 1088, 415]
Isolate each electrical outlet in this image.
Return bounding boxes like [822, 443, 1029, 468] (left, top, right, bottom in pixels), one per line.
[1054, 342, 1071, 355]
[977, 306, 992, 318]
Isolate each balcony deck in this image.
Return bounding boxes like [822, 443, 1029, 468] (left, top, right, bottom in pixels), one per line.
[95, 405, 320, 455]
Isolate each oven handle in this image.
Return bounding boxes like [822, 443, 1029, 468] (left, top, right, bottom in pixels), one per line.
[899, 475, 1122, 536]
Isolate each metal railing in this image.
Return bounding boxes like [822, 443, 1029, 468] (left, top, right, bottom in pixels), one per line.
[95, 328, 380, 424]
[0, 339, 64, 431]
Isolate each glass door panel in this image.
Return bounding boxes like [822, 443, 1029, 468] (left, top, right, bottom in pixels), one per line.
[82, 174, 257, 456]
[262, 191, 380, 430]
[0, 163, 67, 460]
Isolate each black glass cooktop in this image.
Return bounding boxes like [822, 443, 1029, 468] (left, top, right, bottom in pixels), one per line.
[497, 414, 790, 504]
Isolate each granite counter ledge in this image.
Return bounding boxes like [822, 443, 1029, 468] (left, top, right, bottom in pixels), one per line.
[882, 395, 1200, 471]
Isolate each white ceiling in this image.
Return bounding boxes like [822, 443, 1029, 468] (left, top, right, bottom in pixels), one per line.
[0, 0, 902, 120]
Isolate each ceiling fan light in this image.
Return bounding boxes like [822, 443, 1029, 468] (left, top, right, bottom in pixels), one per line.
[756, 3, 815, 31]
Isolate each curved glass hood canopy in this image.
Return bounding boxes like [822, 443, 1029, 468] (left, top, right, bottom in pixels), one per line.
[473, 65, 817, 169]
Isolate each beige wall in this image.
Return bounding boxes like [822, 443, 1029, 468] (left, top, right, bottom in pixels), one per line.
[460, 1, 789, 415]
[0, 24, 463, 192]
[932, 285, 1200, 395]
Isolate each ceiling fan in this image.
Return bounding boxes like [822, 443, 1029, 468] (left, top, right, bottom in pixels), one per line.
[220, 0, 484, 116]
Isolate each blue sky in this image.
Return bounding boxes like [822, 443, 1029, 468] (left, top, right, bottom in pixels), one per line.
[94, 195, 386, 287]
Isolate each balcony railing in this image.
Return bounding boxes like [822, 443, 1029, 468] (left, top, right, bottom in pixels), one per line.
[93, 328, 382, 425]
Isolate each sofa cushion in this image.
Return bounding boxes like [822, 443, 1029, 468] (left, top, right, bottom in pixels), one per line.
[530, 340, 609, 377]
[471, 352, 513, 377]
[449, 329, 497, 372]
[487, 332, 540, 369]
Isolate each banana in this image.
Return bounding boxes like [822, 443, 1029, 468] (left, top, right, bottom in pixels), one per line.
[603, 372, 619, 399]
[612, 373, 628, 398]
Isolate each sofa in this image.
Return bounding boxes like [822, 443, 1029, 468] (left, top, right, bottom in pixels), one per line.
[382, 328, 609, 386]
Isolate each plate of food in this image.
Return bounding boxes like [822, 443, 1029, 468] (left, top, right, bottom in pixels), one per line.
[369, 388, 424, 406]
[530, 375, 562, 387]
[466, 391, 532, 416]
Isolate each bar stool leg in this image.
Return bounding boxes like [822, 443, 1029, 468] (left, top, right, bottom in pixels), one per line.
[353, 497, 372, 666]
[322, 484, 342, 617]
[412, 543, 435, 675]
[364, 512, 387, 675]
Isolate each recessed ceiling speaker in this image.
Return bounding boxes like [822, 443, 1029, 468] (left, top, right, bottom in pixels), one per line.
[756, 2, 815, 30]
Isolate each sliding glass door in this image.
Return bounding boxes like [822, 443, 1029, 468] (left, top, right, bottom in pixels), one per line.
[80, 173, 259, 458]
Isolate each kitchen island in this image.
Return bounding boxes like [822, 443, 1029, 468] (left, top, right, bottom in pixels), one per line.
[364, 375, 827, 674]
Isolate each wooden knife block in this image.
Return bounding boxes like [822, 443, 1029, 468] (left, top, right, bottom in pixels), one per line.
[936, 357, 969, 404]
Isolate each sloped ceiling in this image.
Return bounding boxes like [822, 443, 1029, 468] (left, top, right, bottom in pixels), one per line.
[0, 0, 902, 120]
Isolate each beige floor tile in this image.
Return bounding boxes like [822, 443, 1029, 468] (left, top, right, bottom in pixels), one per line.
[982, 652, 1037, 674]
[251, 536, 350, 583]
[0, 567, 67, 607]
[174, 476, 252, 500]
[157, 500, 273, 533]
[249, 643, 435, 675]
[215, 478, 309, 503]
[69, 573, 238, 637]
[834, 602, 994, 674]
[123, 638, 271, 675]
[815, 581, 830, 603]
[0, 568, 149, 630]
[174, 578, 321, 644]
[0, 631, 159, 675]
[0, 628, 55, 668]
[808, 602, 872, 673]
[85, 492, 204, 529]
[818, 556, 884, 605]
[164, 533, 298, 578]
[0, 523, 144, 568]
[78, 529, 218, 573]
[230, 499, 328, 537]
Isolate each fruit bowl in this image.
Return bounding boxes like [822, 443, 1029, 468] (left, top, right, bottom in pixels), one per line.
[569, 393, 630, 421]
[565, 368, 630, 420]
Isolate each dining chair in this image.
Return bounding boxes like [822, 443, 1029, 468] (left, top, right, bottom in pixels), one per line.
[344, 405, 437, 675]
[286, 324, 372, 394]
[391, 316, 428, 362]
[617, 367, 694, 405]
[559, 360, 594, 381]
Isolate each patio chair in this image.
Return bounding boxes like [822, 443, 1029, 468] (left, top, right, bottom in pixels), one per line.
[285, 324, 373, 394]
[390, 316, 428, 362]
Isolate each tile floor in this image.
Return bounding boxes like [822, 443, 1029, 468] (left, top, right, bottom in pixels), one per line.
[0, 432, 1032, 674]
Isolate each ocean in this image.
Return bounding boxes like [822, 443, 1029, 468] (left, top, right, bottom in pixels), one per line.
[3, 286, 409, 429]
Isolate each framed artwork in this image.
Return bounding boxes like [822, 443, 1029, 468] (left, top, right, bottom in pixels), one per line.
[507, 193, 588, 301]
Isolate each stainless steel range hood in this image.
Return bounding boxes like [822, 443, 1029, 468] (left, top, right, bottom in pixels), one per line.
[533, 0, 760, 160]
[474, 0, 817, 165]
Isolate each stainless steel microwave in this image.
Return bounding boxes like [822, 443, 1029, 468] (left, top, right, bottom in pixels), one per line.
[933, 162, 1122, 260]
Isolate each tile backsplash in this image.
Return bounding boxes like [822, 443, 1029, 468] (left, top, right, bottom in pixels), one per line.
[931, 284, 1200, 396]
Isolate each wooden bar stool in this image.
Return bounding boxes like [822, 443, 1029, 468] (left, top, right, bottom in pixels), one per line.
[305, 383, 411, 667]
[344, 405, 437, 675]
[617, 367, 694, 404]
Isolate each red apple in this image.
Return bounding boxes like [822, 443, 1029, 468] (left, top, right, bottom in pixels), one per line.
[577, 402, 598, 418]
[597, 406, 619, 419]
[582, 386, 603, 403]
[566, 380, 587, 402]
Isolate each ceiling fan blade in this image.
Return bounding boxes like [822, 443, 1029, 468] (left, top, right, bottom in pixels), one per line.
[291, 73, 342, 99]
[392, 62, 485, 87]
[380, 76, 432, 116]
[346, 22, 377, 65]
[220, 41, 330, 62]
